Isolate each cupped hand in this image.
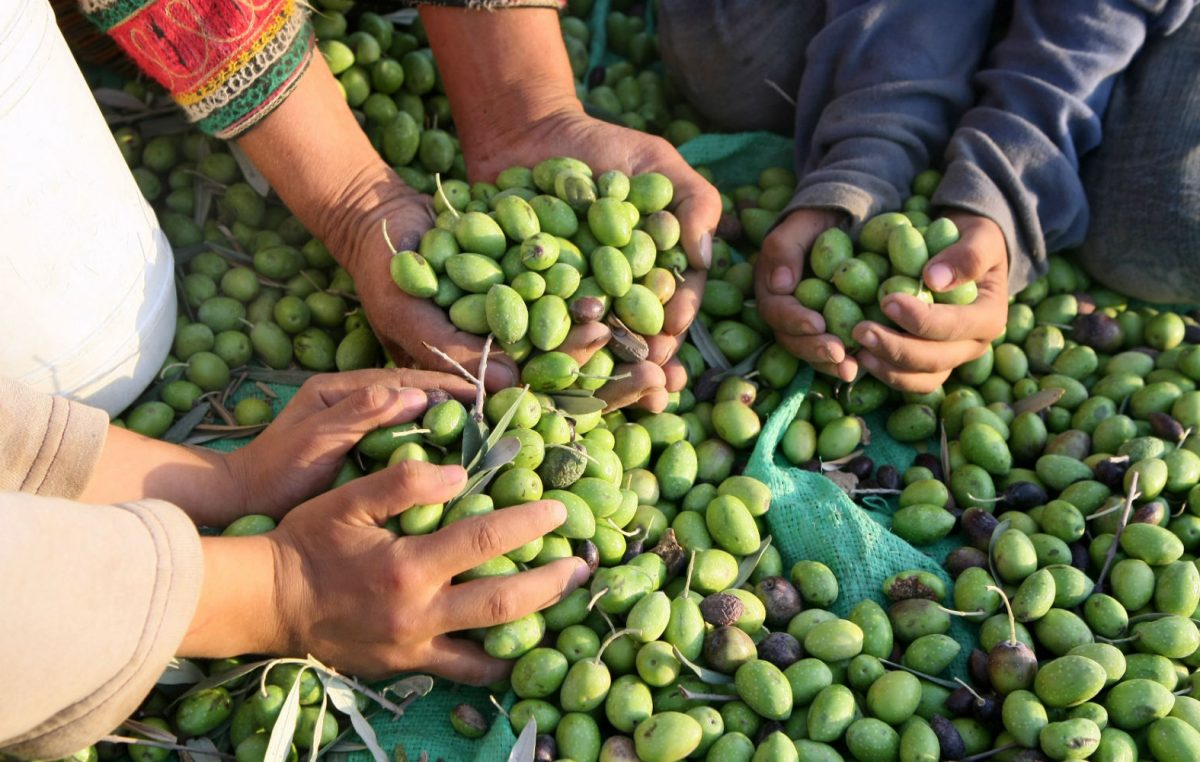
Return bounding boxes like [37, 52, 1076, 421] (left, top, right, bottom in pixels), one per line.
[852, 213, 1008, 392]
[755, 208, 857, 381]
[268, 456, 590, 683]
[224, 369, 474, 519]
[338, 181, 522, 390]
[465, 109, 720, 411]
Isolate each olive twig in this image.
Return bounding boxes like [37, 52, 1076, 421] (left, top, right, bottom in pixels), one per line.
[1095, 470, 1141, 594]
[487, 694, 510, 720]
[421, 342, 482, 387]
[593, 628, 637, 664]
[433, 174, 461, 221]
[954, 677, 987, 707]
[762, 79, 797, 107]
[879, 658, 959, 691]
[985, 585, 1019, 646]
[100, 736, 236, 760]
[955, 744, 1021, 762]
[586, 587, 610, 612]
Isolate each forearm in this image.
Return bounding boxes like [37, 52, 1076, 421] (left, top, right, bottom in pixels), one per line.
[933, 0, 1194, 292]
[420, 6, 582, 173]
[235, 54, 420, 271]
[78, 426, 244, 528]
[784, 0, 995, 225]
[178, 535, 282, 658]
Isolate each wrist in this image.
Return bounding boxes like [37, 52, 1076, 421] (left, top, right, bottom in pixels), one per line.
[182, 536, 286, 657]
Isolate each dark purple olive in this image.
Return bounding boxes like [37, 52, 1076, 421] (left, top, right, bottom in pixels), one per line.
[700, 593, 746, 627]
[988, 640, 1038, 695]
[717, 212, 743, 241]
[621, 537, 645, 564]
[1094, 457, 1129, 490]
[424, 388, 452, 409]
[799, 459, 822, 473]
[575, 539, 599, 573]
[534, 734, 557, 762]
[846, 455, 875, 480]
[569, 296, 605, 324]
[1132, 499, 1169, 526]
[756, 632, 802, 669]
[587, 67, 605, 89]
[1070, 541, 1091, 572]
[913, 453, 944, 481]
[929, 715, 966, 761]
[1149, 411, 1186, 443]
[969, 649, 991, 689]
[1071, 312, 1123, 353]
[755, 577, 804, 627]
[876, 465, 901, 491]
[961, 508, 1000, 552]
[945, 546, 989, 578]
[1132, 346, 1161, 360]
[946, 687, 977, 717]
[1185, 324, 1200, 344]
[1010, 750, 1052, 762]
[1004, 481, 1049, 511]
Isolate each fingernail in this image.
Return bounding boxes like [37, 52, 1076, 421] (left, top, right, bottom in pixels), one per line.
[699, 232, 713, 270]
[926, 263, 953, 291]
[398, 388, 426, 408]
[546, 499, 567, 524]
[859, 330, 878, 348]
[821, 347, 838, 364]
[490, 363, 518, 388]
[440, 465, 467, 484]
[570, 560, 592, 587]
[883, 300, 902, 319]
[770, 266, 794, 294]
[640, 386, 667, 401]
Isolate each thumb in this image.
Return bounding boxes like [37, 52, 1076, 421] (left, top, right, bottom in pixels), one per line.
[671, 169, 722, 271]
[922, 219, 995, 292]
[325, 461, 468, 527]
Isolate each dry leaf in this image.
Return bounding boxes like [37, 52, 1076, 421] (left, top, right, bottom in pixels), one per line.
[1012, 387, 1065, 416]
[825, 470, 859, 497]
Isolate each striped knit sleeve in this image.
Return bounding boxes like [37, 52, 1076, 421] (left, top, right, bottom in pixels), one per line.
[79, 0, 315, 139]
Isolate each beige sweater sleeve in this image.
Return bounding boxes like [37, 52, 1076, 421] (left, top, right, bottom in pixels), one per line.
[0, 495, 204, 760]
[0, 376, 109, 497]
[0, 379, 204, 759]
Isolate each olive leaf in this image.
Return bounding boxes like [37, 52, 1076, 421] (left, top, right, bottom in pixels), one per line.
[1012, 387, 1065, 416]
[672, 645, 734, 685]
[506, 718, 537, 762]
[157, 657, 206, 686]
[309, 696, 332, 760]
[169, 659, 276, 705]
[184, 736, 224, 762]
[324, 676, 388, 762]
[123, 719, 178, 744]
[228, 143, 271, 197]
[382, 675, 435, 702]
[687, 320, 732, 372]
[380, 9, 419, 24]
[552, 394, 607, 416]
[732, 535, 773, 589]
[93, 88, 152, 111]
[825, 470, 859, 498]
[986, 519, 1013, 587]
[454, 436, 521, 503]
[939, 422, 951, 484]
[484, 385, 532, 452]
[163, 402, 212, 444]
[263, 673, 303, 762]
[461, 415, 487, 472]
[203, 242, 257, 267]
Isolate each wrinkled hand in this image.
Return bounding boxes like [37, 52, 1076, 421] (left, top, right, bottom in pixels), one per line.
[466, 110, 722, 412]
[852, 213, 1008, 392]
[268, 440, 589, 682]
[225, 369, 473, 519]
[339, 179, 522, 390]
[755, 208, 858, 381]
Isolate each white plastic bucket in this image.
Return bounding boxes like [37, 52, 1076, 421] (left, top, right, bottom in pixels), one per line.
[0, 0, 176, 417]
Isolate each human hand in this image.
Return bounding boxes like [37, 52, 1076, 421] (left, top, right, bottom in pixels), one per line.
[467, 110, 720, 412]
[754, 208, 858, 381]
[852, 213, 1008, 392]
[267, 454, 589, 682]
[224, 369, 473, 520]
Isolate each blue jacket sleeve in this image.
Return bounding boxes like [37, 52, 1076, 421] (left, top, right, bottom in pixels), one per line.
[933, 0, 1197, 293]
[779, 0, 996, 228]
